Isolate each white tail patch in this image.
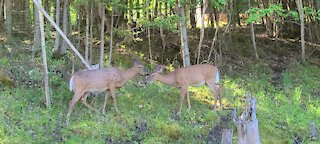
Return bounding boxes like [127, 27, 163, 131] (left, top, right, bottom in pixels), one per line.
[215, 69, 220, 84]
[69, 75, 74, 91]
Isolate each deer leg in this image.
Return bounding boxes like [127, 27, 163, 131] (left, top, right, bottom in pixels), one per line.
[178, 86, 188, 115]
[186, 89, 191, 111]
[102, 90, 111, 115]
[80, 93, 99, 113]
[206, 80, 218, 111]
[109, 85, 120, 113]
[67, 90, 85, 123]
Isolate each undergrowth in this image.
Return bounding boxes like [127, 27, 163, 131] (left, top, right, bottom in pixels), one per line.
[1, 40, 320, 143]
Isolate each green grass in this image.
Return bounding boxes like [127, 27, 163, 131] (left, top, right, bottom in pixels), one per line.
[1, 61, 320, 143]
[1, 42, 320, 143]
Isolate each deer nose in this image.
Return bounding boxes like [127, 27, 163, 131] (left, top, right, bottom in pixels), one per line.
[143, 68, 148, 75]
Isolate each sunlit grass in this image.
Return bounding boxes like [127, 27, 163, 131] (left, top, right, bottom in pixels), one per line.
[1, 53, 320, 143]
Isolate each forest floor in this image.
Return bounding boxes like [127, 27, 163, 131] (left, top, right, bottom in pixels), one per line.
[0, 26, 320, 143]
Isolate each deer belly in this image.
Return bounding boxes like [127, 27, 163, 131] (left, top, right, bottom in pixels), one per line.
[191, 81, 205, 87]
[86, 85, 109, 93]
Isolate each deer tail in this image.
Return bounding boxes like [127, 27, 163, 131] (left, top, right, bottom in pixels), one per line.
[215, 69, 220, 85]
[69, 75, 74, 91]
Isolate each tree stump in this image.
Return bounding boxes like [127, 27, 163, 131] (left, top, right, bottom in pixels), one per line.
[232, 93, 261, 144]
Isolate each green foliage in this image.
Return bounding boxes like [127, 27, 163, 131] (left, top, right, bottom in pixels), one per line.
[0, 57, 10, 67]
[246, 4, 320, 24]
[246, 4, 285, 24]
[209, 0, 227, 10]
[139, 16, 180, 32]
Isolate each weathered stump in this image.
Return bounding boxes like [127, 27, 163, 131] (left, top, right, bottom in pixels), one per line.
[233, 93, 261, 144]
[221, 128, 233, 144]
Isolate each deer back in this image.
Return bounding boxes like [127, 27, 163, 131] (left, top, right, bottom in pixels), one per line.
[175, 64, 219, 85]
[70, 68, 121, 92]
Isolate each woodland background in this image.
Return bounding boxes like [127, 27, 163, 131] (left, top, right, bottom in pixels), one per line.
[0, 0, 320, 143]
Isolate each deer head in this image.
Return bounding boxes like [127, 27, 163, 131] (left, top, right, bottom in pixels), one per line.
[144, 65, 165, 84]
[133, 58, 148, 76]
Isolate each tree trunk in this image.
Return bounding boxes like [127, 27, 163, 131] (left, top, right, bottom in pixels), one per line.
[233, 93, 261, 144]
[59, 0, 70, 54]
[35, 0, 51, 108]
[85, 4, 89, 62]
[297, 0, 305, 62]
[4, 0, 12, 39]
[24, 0, 30, 29]
[160, 26, 166, 63]
[179, 1, 191, 66]
[108, 6, 114, 66]
[207, 25, 219, 62]
[99, 3, 105, 68]
[154, 0, 158, 18]
[32, 0, 92, 70]
[53, 0, 61, 54]
[33, 0, 41, 53]
[147, 2, 152, 60]
[248, 0, 258, 59]
[89, 4, 93, 65]
[0, 0, 3, 27]
[263, 0, 272, 36]
[197, 0, 207, 64]
[189, 0, 196, 28]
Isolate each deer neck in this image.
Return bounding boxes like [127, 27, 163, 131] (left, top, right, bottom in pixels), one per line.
[155, 73, 177, 86]
[121, 67, 139, 82]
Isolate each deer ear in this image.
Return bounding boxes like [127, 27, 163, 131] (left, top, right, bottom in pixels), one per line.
[156, 65, 164, 72]
[134, 58, 139, 65]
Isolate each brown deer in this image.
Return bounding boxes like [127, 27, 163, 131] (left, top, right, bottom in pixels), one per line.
[144, 64, 222, 115]
[67, 59, 146, 122]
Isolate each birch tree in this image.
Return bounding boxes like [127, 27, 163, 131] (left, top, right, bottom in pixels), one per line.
[34, 0, 51, 107]
[5, 0, 12, 39]
[53, 0, 61, 53]
[99, 3, 105, 68]
[179, 1, 191, 66]
[297, 0, 305, 62]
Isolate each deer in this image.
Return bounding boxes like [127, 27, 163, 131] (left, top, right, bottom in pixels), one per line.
[67, 59, 147, 123]
[144, 64, 222, 115]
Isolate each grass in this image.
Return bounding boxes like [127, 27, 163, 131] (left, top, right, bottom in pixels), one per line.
[1, 41, 320, 143]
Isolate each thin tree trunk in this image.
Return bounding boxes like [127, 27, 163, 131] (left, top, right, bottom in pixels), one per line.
[160, 26, 166, 63]
[85, 4, 89, 62]
[154, 0, 158, 18]
[207, 25, 219, 62]
[197, 0, 207, 64]
[99, 3, 105, 68]
[249, 0, 258, 59]
[4, 0, 12, 39]
[89, 4, 93, 65]
[179, 1, 191, 66]
[0, 0, 3, 26]
[189, 0, 196, 28]
[33, 0, 41, 54]
[263, 0, 272, 36]
[146, 2, 152, 60]
[24, 0, 30, 29]
[60, 0, 70, 54]
[36, 0, 51, 107]
[53, 0, 60, 54]
[32, 0, 92, 69]
[147, 27, 152, 60]
[297, 0, 305, 62]
[108, 6, 114, 66]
